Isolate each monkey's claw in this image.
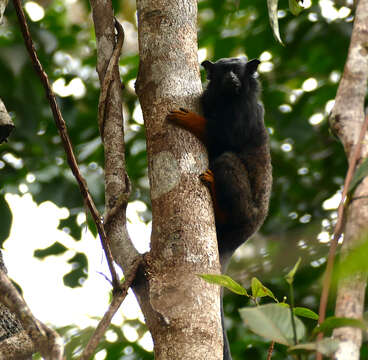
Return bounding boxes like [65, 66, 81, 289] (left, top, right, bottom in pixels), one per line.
[199, 169, 214, 186]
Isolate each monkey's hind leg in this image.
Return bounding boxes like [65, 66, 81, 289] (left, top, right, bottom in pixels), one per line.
[200, 169, 228, 225]
[212, 152, 260, 235]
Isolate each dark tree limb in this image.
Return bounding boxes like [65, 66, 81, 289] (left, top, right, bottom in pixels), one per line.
[79, 256, 142, 360]
[90, 0, 138, 273]
[12, 1, 144, 357]
[12, 0, 119, 288]
[97, 18, 125, 140]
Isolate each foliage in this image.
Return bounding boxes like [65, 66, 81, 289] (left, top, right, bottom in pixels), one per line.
[240, 304, 307, 346]
[0, 0, 364, 358]
[199, 274, 249, 296]
[55, 322, 152, 359]
[202, 261, 365, 358]
[348, 157, 368, 193]
[267, 0, 304, 44]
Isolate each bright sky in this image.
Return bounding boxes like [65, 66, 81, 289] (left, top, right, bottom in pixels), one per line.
[3, 193, 153, 352]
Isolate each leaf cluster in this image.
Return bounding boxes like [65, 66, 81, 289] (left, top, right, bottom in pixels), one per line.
[201, 259, 367, 359]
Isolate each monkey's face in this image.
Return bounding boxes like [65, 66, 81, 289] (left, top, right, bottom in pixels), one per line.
[201, 57, 260, 96]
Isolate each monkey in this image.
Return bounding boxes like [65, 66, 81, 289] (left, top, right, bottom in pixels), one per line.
[166, 57, 272, 360]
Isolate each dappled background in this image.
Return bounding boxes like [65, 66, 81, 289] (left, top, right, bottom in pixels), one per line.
[0, 0, 362, 359]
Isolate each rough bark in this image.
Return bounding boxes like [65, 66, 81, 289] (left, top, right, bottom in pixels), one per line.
[89, 1, 166, 357]
[329, 0, 368, 358]
[0, 0, 8, 24]
[135, 1, 222, 359]
[0, 98, 15, 144]
[0, 330, 34, 360]
[0, 251, 34, 360]
[90, 0, 138, 272]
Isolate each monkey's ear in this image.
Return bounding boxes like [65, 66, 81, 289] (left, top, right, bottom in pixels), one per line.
[201, 60, 214, 79]
[246, 59, 261, 75]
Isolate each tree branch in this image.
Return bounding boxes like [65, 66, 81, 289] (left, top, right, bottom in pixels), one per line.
[12, 0, 120, 288]
[317, 114, 368, 354]
[318, 0, 368, 358]
[0, 270, 63, 360]
[97, 18, 124, 140]
[90, 0, 138, 273]
[79, 256, 142, 360]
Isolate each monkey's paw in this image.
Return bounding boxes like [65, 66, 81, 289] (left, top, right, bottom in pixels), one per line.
[166, 108, 190, 124]
[199, 169, 214, 187]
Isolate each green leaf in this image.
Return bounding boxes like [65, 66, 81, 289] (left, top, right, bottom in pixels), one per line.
[267, 0, 284, 45]
[239, 303, 306, 345]
[198, 274, 248, 296]
[34, 241, 68, 258]
[285, 257, 301, 284]
[348, 157, 368, 194]
[251, 277, 277, 301]
[314, 317, 368, 335]
[276, 304, 319, 320]
[289, 337, 339, 355]
[87, 214, 98, 237]
[63, 253, 88, 288]
[294, 307, 319, 320]
[59, 215, 82, 241]
[0, 194, 12, 247]
[279, 302, 289, 308]
[289, 0, 303, 16]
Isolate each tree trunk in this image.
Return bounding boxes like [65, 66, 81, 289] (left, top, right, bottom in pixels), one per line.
[329, 0, 368, 358]
[135, 1, 223, 359]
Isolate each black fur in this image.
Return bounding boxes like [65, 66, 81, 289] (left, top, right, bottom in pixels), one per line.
[201, 57, 272, 360]
[202, 58, 267, 159]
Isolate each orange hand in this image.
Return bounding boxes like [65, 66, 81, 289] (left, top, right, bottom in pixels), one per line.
[167, 108, 207, 144]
